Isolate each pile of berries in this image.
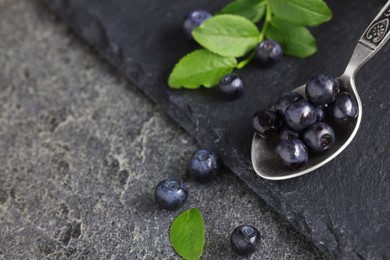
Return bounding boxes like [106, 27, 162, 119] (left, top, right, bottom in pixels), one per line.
[252, 74, 359, 170]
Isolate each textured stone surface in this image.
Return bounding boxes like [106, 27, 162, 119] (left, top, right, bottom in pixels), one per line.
[43, 0, 390, 258]
[0, 1, 325, 259]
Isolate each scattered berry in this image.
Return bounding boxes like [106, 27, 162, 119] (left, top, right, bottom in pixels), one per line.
[274, 92, 303, 118]
[255, 39, 283, 66]
[230, 225, 261, 256]
[284, 99, 317, 131]
[305, 74, 339, 105]
[276, 139, 308, 169]
[183, 10, 212, 38]
[219, 74, 244, 99]
[187, 149, 221, 182]
[328, 92, 359, 124]
[280, 126, 300, 141]
[303, 122, 335, 153]
[154, 179, 188, 211]
[252, 110, 280, 138]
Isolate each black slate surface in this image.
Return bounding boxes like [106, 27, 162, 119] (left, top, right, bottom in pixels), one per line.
[44, 0, 390, 258]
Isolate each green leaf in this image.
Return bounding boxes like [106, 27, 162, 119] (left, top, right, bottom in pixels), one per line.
[266, 17, 317, 58]
[170, 208, 205, 260]
[168, 49, 237, 89]
[268, 0, 332, 26]
[219, 0, 266, 23]
[192, 14, 259, 57]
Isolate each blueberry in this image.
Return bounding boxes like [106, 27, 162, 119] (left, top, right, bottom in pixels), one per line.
[284, 99, 317, 131]
[328, 92, 359, 124]
[303, 122, 335, 153]
[255, 39, 283, 66]
[183, 10, 212, 38]
[276, 139, 308, 170]
[219, 74, 244, 99]
[230, 225, 261, 256]
[305, 74, 340, 105]
[274, 92, 303, 118]
[280, 126, 300, 141]
[187, 149, 221, 183]
[315, 105, 327, 122]
[154, 179, 188, 211]
[252, 110, 279, 138]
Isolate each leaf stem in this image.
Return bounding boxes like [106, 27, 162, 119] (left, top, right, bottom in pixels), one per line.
[236, 2, 272, 69]
[236, 51, 255, 69]
[258, 2, 272, 42]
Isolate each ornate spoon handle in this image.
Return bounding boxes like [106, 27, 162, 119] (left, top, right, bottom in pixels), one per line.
[360, 1, 390, 51]
[344, 1, 390, 78]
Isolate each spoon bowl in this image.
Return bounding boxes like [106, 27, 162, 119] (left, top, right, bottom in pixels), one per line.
[251, 77, 362, 180]
[251, 1, 390, 180]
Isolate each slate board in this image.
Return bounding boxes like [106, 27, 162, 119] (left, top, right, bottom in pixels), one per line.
[44, 0, 390, 258]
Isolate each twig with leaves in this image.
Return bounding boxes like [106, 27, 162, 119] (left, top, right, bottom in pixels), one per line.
[168, 0, 332, 90]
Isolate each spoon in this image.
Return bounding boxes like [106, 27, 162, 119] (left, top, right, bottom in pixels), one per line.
[251, 1, 390, 180]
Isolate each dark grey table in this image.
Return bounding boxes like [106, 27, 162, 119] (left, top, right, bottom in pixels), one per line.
[0, 0, 325, 259]
[42, 0, 390, 258]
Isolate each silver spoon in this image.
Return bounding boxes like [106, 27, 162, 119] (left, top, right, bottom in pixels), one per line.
[251, 1, 390, 180]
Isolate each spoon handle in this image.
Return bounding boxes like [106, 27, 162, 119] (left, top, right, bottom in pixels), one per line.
[344, 1, 390, 77]
[360, 2, 390, 50]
